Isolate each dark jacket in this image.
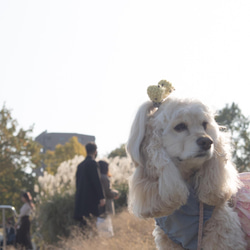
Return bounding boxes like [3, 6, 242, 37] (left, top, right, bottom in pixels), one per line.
[74, 156, 104, 218]
[100, 174, 119, 215]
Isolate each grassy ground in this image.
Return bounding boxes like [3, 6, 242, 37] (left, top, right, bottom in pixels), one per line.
[53, 210, 156, 250]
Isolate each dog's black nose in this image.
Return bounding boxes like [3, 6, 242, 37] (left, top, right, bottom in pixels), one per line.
[196, 137, 213, 150]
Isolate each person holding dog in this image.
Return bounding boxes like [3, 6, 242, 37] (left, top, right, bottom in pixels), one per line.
[74, 142, 105, 228]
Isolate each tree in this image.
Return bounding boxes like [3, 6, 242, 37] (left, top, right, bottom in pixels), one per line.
[108, 144, 127, 158]
[216, 103, 250, 172]
[43, 136, 86, 175]
[0, 105, 41, 209]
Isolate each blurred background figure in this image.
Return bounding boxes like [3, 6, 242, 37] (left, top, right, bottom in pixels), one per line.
[97, 160, 119, 237]
[0, 217, 16, 247]
[15, 192, 34, 249]
[74, 142, 105, 231]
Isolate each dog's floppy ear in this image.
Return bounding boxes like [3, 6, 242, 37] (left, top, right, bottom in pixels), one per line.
[197, 127, 241, 205]
[127, 101, 189, 218]
[127, 101, 165, 218]
[142, 107, 189, 212]
[127, 101, 154, 167]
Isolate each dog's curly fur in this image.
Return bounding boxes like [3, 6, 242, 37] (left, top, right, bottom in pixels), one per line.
[127, 97, 248, 249]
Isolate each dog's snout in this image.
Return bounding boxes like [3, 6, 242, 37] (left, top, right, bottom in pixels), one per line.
[196, 137, 213, 150]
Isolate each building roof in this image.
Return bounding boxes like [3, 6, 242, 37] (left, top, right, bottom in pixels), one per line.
[35, 130, 95, 151]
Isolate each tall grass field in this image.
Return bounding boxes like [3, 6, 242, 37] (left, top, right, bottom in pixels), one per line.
[31, 156, 157, 249]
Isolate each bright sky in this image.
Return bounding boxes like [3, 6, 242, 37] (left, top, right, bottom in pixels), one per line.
[1, 0, 250, 156]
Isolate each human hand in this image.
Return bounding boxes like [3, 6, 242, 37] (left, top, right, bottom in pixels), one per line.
[99, 199, 106, 207]
[114, 195, 119, 200]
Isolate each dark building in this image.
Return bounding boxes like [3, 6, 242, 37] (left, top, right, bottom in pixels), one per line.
[35, 130, 95, 153]
[34, 130, 95, 176]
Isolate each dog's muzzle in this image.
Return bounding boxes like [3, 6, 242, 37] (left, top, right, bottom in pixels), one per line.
[196, 136, 213, 151]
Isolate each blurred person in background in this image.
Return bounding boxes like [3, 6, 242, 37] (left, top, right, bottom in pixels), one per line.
[15, 192, 34, 249]
[97, 160, 119, 237]
[74, 142, 105, 229]
[0, 217, 16, 247]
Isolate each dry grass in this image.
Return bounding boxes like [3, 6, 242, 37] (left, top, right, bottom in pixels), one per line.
[54, 210, 156, 250]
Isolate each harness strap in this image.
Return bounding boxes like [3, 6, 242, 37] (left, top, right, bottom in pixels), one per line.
[197, 202, 204, 250]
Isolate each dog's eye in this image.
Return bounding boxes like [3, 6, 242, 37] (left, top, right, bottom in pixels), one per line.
[202, 121, 208, 130]
[174, 123, 187, 132]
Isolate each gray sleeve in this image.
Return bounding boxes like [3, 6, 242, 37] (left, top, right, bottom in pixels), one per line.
[101, 175, 119, 199]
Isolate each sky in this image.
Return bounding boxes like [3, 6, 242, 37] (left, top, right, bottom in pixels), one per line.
[0, 0, 250, 156]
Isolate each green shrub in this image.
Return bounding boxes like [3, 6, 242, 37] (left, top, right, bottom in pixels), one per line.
[113, 182, 129, 212]
[36, 192, 76, 244]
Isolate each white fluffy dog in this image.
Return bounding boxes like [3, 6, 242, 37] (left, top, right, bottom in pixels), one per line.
[127, 97, 248, 249]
